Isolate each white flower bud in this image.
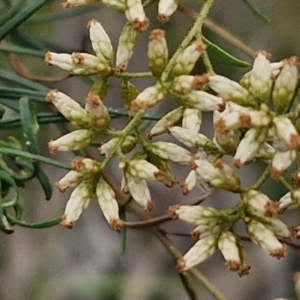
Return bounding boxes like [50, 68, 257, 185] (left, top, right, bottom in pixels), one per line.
[55, 170, 84, 193]
[248, 51, 272, 103]
[71, 157, 101, 175]
[96, 178, 121, 231]
[279, 189, 300, 210]
[180, 90, 225, 112]
[85, 94, 110, 129]
[157, 0, 178, 22]
[260, 217, 291, 238]
[208, 74, 255, 106]
[170, 205, 221, 226]
[71, 52, 112, 75]
[119, 159, 164, 181]
[123, 171, 154, 212]
[177, 235, 218, 272]
[215, 105, 271, 133]
[273, 57, 298, 114]
[148, 106, 184, 139]
[46, 89, 90, 127]
[195, 159, 241, 192]
[61, 180, 95, 228]
[130, 83, 166, 115]
[125, 0, 149, 32]
[98, 136, 136, 156]
[171, 41, 206, 77]
[271, 150, 296, 177]
[182, 170, 212, 195]
[272, 116, 300, 150]
[116, 23, 138, 71]
[182, 108, 202, 132]
[148, 155, 177, 187]
[88, 19, 113, 64]
[218, 231, 250, 275]
[149, 141, 192, 164]
[245, 218, 286, 259]
[169, 126, 216, 150]
[243, 189, 279, 217]
[172, 74, 208, 94]
[148, 29, 169, 77]
[233, 128, 268, 168]
[48, 129, 96, 153]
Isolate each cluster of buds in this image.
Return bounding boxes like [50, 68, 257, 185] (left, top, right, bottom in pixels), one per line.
[44, 6, 300, 280]
[210, 52, 300, 176]
[119, 158, 165, 211]
[62, 0, 180, 26]
[170, 205, 250, 277]
[57, 157, 121, 231]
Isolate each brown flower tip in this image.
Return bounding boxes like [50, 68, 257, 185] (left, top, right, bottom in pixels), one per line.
[191, 74, 209, 90]
[271, 167, 284, 178]
[145, 201, 154, 213]
[131, 18, 149, 33]
[71, 157, 84, 171]
[149, 29, 165, 41]
[154, 171, 165, 182]
[86, 18, 98, 29]
[73, 52, 84, 65]
[192, 41, 207, 52]
[191, 230, 201, 241]
[255, 50, 271, 60]
[233, 158, 243, 169]
[54, 182, 67, 193]
[48, 140, 58, 154]
[115, 64, 126, 73]
[86, 94, 101, 106]
[168, 205, 180, 220]
[130, 99, 146, 114]
[214, 159, 224, 170]
[270, 245, 286, 259]
[291, 172, 300, 186]
[215, 119, 227, 133]
[157, 14, 169, 23]
[238, 265, 251, 277]
[176, 258, 187, 273]
[45, 89, 57, 102]
[226, 260, 241, 271]
[181, 183, 190, 195]
[289, 134, 300, 150]
[109, 218, 122, 232]
[264, 202, 279, 217]
[44, 51, 52, 64]
[239, 114, 251, 126]
[61, 215, 74, 229]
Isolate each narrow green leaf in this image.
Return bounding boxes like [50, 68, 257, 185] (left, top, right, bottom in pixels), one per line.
[19, 97, 52, 200]
[0, 148, 71, 170]
[243, 0, 270, 23]
[0, 206, 14, 234]
[203, 36, 251, 68]
[0, 44, 45, 58]
[0, 70, 48, 92]
[0, 112, 66, 129]
[0, 0, 53, 41]
[4, 210, 61, 229]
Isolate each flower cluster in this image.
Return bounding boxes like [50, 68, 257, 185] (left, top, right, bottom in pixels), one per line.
[45, 9, 300, 279]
